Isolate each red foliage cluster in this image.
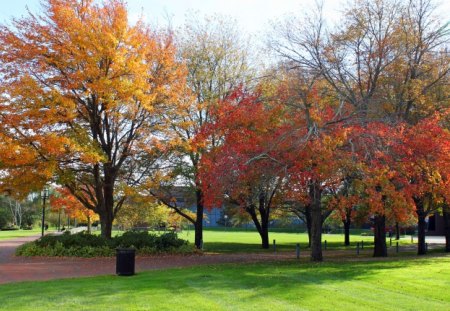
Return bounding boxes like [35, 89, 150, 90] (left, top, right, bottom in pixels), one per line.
[197, 85, 450, 235]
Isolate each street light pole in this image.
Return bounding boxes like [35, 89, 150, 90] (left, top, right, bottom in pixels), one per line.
[41, 186, 49, 237]
[58, 208, 61, 232]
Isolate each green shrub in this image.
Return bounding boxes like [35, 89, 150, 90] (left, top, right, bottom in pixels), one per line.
[155, 232, 187, 250]
[36, 231, 110, 248]
[16, 241, 115, 257]
[16, 230, 192, 257]
[1, 225, 20, 231]
[113, 231, 157, 249]
[113, 231, 187, 250]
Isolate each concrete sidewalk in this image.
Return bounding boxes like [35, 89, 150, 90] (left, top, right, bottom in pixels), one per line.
[425, 236, 446, 244]
[400, 235, 446, 244]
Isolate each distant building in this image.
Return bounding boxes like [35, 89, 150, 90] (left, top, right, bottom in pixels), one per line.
[167, 187, 222, 227]
[202, 207, 222, 227]
[427, 213, 445, 236]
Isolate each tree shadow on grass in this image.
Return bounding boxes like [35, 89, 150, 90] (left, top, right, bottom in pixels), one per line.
[200, 240, 377, 253]
[201, 242, 316, 253]
[0, 255, 448, 310]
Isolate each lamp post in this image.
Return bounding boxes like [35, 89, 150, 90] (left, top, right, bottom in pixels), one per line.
[224, 215, 228, 229]
[57, 206, 66, 232]
[58, 208, 61, 231]
[57, 207, 62, 232]
[41, 186, 49, 237]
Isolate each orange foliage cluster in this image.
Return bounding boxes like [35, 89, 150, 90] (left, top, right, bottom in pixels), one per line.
[50, 188, 97, 223]
[0, 0, 186, 236]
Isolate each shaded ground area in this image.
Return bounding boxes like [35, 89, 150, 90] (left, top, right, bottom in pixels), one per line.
[0, 235, 447, 285]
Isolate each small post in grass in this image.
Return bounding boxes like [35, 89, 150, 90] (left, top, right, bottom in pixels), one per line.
[396, 242, 399, 253]
[296, 243, 300, 259]
[425, 243, 428, 253]
[273, 239, 276, 254]
[324, 240, 327, 250]
[356, 242, 360, 255]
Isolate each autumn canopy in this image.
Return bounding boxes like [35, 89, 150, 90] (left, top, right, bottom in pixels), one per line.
[0, 0, 449, 261]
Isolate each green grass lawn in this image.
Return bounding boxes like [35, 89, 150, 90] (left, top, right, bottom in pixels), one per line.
[0, 228, 43, 240]
[177, 229, 411, 253]
[0, 255, 448, 310]
[105, 227, 414, 253]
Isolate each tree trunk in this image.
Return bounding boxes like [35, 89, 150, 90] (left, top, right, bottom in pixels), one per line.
[100, 211, 113, 239]
[247, 204, 270, 249]
[259, 191, 270, 249]
[305, 205, 312, 248]
[307, 221, 312, 248]
[194, 189, 204, 249]
[443, 204, 450, 252]
[373, 215, 387, 257]
[259, 224, 269, 249]
[99, 171, 116, 239]
[395, 222, 400, 240]
[244, 189, 271, 250]
[417, 212, 427, 255]
[309, 181, 323, 262]
[414, 197, 427, 255]
[343, 218, 351, 246]
[87, 215, 91, 234]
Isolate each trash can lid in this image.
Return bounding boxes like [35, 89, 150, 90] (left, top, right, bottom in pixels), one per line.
[116, 247, 136, 252]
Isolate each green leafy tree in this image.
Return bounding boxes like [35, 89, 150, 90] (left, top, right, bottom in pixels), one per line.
[151, 14, 254, 248]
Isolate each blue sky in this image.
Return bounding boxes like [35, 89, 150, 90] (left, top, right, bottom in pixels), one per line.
[0, 0, 342, 34]
[1, 1, 448, 35]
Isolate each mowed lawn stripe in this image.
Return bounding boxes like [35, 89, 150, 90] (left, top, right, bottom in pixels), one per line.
[0, 256, 448, 310]
[179, 230, 381, 253]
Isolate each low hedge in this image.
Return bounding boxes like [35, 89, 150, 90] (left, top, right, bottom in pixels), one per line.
[16, 231, 194, 257]
[1, 226, 20, 231]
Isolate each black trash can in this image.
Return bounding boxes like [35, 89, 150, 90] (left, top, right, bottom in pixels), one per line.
[116, 248, 136, 276]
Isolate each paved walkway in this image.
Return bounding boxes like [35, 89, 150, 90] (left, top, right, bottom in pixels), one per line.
[0, 235, 447, 285]
[0, 236, 295, 285]
[0, 235, 41, 264]
[425, 236, 446, 244]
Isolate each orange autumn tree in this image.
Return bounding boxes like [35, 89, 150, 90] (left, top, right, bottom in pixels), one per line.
[273, 70, 353, 262]
[0, 0, 186, 238]
[283, 112, 350, 261]
[393, 114, 450, 255]
[359, 165, 414, 257]
[0, 134, 52, 198]
[50, 188, 98, 232]
[350, 122, 415, 257]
